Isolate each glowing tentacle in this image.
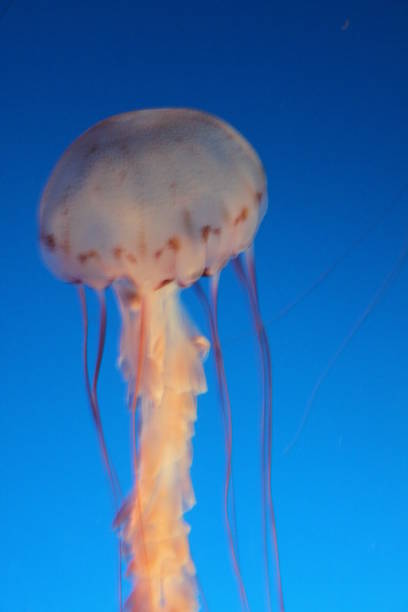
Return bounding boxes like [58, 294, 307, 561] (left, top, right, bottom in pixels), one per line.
[77, 286, 123, 610]
[234, 252, 285, 612]
[195, 279, 249, 611]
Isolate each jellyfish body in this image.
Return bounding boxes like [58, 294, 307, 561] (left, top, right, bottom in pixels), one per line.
[39, 109, 280, 610]
[39, 109, 266, 290]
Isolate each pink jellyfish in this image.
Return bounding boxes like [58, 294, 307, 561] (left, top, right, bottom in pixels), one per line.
[38, 109, 284, 611]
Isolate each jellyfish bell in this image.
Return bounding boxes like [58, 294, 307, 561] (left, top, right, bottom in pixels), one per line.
[39, 109, 266, 292]
[38, 109, 281, 611]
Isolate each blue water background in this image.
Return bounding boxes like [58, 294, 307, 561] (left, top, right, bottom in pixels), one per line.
[1, 2, 407, 610]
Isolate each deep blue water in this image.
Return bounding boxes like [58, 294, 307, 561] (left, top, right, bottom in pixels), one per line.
[1, 1, 407, 610]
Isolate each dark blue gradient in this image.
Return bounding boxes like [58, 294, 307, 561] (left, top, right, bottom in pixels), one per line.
[1, 1, 407, 610]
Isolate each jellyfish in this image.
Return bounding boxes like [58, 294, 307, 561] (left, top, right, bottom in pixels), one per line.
[38, 109, 284, 611]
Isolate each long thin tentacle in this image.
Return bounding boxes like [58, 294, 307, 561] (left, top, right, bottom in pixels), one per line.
[77, 286, 123, 611]
[246, 251, 284, 612]
[195, 279, 250, 611]
[234, 253, 285, 612]
[78, 286, 120, 496]
[283, 234, 408, 455]
[93, 290, 122, 500]
[210, 275, 249, 611]
[274, 182, 407, 321]
[233, 257, 271, 611]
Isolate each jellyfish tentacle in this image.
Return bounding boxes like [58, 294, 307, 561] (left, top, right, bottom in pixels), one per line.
[284, 232, 408, 455]
[210, 275, 250, 612]
[234, 252, 285, 612]
[246, 249, 284, 612]
[232, 258, 272, 611]
[274, 182, 408, 322]
[93, 290, 124, 612]
[77, 286, 120, 497]
[77, 285, 123, 611]
[92, 289, 107, 393]
[194, 279, 249, 611]
[93, 289, 122, 500]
